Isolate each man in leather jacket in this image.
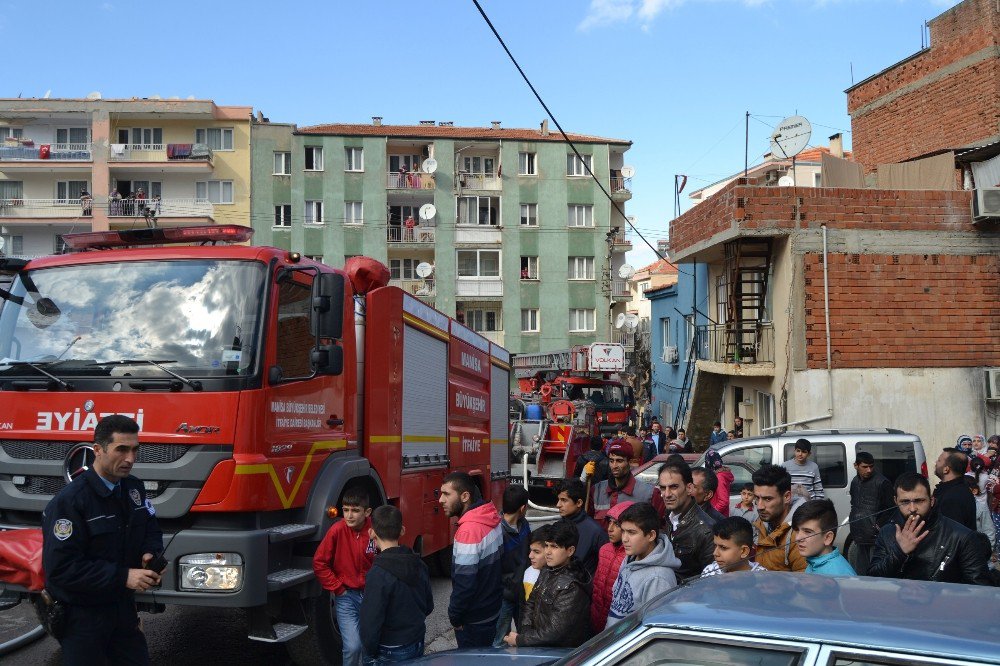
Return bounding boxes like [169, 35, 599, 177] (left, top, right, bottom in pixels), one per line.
[869, 472, 992, 586]
[657, 461, 714, 580]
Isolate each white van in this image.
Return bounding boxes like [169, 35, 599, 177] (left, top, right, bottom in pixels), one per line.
[698, 428, 926, 549]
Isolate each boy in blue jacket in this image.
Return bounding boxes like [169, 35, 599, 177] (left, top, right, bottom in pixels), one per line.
[792, 499, 857, 576]
[359, 506, 434, 663]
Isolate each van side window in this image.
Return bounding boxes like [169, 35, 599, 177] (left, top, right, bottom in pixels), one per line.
[856, 442, 916, 486]
[723, 445, 772, 473]
[784, 442, 848, 488]
[275, 278, 313, 378]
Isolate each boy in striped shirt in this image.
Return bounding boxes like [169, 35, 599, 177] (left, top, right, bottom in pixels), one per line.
[781, 439, 825, 499]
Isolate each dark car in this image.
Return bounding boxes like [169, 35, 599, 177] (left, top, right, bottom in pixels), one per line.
[412, 573, 1000, 665]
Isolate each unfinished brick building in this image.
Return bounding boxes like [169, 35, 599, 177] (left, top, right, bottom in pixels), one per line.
[668, 0, 1000, 463]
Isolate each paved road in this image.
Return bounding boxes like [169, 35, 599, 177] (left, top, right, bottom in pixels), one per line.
[0, 512, 562, 664]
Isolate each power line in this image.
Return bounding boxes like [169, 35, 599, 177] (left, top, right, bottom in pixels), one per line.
[469, 0, 694, 277]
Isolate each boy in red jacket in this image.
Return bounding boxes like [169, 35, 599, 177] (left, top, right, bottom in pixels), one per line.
[590, 500, 633, 632]
[312, 489, 377, 666]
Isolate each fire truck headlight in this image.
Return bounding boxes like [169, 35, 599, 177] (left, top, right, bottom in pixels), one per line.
[179, 553, 243, 591]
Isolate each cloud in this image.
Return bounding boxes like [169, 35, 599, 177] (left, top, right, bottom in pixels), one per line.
[578, 0, 635, 31]
[101, 2, 114, 11]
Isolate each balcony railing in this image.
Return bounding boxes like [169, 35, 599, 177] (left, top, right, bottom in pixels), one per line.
[0, 198, 95, 218]
[610, 279, 629, 298]
[108, 198, 213, 218]
[109, 143, 213, 164]
[0, 142, 93, 161]
[609, 229, 632, 247]
[457, 172, 501, 190]
[610, 176, 632, 197]
[695, 322, 774, 364]
[612, 329, 636, 350]
[386, 172, 435, 189]
[389, 278, 436, 298]
[455, 279, 503, 297]
[387, 226, 436, 243]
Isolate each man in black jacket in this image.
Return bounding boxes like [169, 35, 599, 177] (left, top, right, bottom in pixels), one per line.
[657, 461, 714, 580]
[555, 479, 608, 577]
[573, 436, 610, 486]
[848, 451, 895, 575]
[360, 505, 434, 662]
[933, 448, 976, 530]
[42, 415, 163, 666]
[869, 472, 991, 586]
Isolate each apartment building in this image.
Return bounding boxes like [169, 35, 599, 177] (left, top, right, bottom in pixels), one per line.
[250, 118, 634, 354]
[0, 96, 252, 257]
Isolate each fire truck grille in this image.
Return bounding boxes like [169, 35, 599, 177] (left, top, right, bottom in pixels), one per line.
[13, 476, 166, 499]
[1, 441, 190, 464]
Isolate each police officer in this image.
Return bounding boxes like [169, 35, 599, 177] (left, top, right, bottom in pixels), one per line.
[42, 414, 163, 665]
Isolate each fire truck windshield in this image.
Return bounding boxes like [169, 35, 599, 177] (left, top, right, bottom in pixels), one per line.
[0, 260, 266, 381]
[573, 384, 625, 408]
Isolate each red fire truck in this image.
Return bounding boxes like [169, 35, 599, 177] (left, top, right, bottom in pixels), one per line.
[0, 225, 510, 662]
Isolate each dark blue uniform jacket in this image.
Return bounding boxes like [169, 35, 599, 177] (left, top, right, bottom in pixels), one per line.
[42, 468, 163, 605]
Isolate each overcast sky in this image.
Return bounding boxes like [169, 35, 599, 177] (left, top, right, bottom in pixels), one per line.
[2, 0, 961, 268]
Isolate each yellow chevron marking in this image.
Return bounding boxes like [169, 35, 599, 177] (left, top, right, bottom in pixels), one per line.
[234, 439, 347, 509]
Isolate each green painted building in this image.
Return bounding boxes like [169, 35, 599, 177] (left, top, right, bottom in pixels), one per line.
[250, 118, 634, 355]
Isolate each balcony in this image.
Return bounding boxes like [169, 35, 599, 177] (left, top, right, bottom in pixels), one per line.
[455, 225, 501, 244]
[609, 228, 632, 250]
[479, 330, 504, 346]
[610, 279, 630, 299]
[387, 226, 436, 244]
[0, 199, 96, 219]
[457, 172, 501, 191]
[109, 143, 213, 169]
[108, 198, 213, 219]
[695, 322, 774, 370]
[0, 142, 93, 163]
[390, 278, 436, 300]
[455, 279, 503, 298]
[610, 176, 632, 200]
[386, 172, 435, 190]
[611, 329, 635, 351]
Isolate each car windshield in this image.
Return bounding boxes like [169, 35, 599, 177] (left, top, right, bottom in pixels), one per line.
[0, 259, 266, 378]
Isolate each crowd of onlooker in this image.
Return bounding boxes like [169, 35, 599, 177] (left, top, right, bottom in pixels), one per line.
[309, 432, 1000, 663]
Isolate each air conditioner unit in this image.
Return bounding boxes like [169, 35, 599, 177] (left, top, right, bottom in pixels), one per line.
[986, 368, 1000, 401]
[972, 188, 1000, 221]
[662, 346, 678, 364]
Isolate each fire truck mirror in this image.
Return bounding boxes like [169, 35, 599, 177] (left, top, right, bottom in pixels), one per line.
[311, 344, 343, 376]
[311, 273, 345, 340]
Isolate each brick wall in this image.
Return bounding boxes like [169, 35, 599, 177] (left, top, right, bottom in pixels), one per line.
[847, 0, 1000, 171]
[669, 179, 973, 257]
[803, 253, 1000, 368]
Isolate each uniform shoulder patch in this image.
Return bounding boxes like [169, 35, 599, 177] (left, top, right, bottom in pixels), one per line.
[129, 488, 142, 506]
[53, 518, 73, 541]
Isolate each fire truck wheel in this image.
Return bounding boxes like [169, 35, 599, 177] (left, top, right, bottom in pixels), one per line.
[285, 591, 341, 666]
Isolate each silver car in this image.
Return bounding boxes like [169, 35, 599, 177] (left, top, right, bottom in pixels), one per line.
[412, 573, 1000, 665]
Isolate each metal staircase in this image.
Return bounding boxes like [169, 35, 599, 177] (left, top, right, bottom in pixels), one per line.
[724, 239, 772, 363]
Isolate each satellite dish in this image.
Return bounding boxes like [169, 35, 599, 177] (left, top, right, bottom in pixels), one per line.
[770, 116, 812, 159]
[416, 262, 434, 278]
[777, 175, 795, 187]
[624, 314, 640, 331]
[85, 91, 102, 100]
[419, 203, 436, 220]
[422, 158, 438, 174]
[620, 165, 635, 178]
[615, 313, 627, 329]
[618, 264, 636, 280]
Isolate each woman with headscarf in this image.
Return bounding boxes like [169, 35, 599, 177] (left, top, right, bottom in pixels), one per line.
[985, 436, 1000, 556]
[956, 434, 974, 456]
